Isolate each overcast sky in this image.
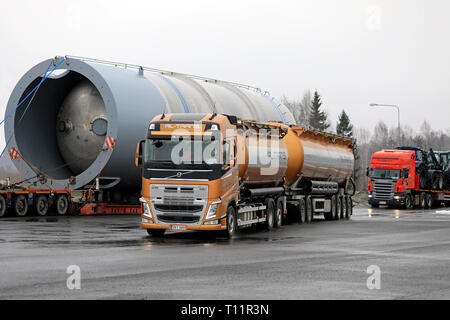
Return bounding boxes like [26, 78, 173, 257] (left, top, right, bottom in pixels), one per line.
[1, 0, 450, 149]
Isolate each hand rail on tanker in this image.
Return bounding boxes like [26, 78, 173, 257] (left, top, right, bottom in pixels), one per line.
[290, 125, 355, 148]
[64, 55, 270, 94]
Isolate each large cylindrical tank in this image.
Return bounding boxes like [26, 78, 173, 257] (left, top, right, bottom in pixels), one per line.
[237, 123, 354, 188]
[4, 56, 295, 191]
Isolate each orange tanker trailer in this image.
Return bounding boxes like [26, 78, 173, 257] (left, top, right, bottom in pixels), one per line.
[136, 113, 355, 238]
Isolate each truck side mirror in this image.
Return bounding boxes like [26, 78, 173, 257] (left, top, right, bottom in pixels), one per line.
[366, 167, 369, 177]
[135, 140, 144, 167]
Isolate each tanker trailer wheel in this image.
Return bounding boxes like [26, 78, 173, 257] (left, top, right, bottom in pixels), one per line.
[425, 193, 433, 209]
[35, 195, 49, 216]
[223, 206, 237, 238]
[305, 196, 313, 223]
[348, 197, 353, 216]
[335, 196, 342, 220]
[0, 195, 6, 217]
[340, 196, 346, 219]
[343, 196, 350, 219]
[147, 229, 166, 237]
[264, 198, 275, 230]
[298, 198, 306, 224]
[325, 195, 336, 221]
[55, 194, 69, 215]
[274, 198, 283, 228]
[14, 195, 28, 217]
[420, 192, 426, 209]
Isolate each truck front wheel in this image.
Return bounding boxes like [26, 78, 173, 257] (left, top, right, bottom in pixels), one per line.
[404, 194, 413, 209]
[225, 206, 237, 238]
[264, 198, 275, 230]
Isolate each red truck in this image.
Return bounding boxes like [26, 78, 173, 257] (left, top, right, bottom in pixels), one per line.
[368, 146, 450, 209]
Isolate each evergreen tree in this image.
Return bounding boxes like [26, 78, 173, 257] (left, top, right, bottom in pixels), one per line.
[336, 110, 353, 137]
[309, 90, 330, 131]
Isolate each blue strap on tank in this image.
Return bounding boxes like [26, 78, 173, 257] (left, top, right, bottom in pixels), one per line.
[259, 92, 286, 124]
[156, 74, 190, 113]
[0, 57, 66, 127]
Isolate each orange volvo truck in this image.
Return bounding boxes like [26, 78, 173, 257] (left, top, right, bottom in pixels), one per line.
[135, 113, 355, 237]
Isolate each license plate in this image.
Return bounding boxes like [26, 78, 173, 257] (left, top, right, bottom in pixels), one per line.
[170, 224, 187, 231]
[379, 201, 387, 205]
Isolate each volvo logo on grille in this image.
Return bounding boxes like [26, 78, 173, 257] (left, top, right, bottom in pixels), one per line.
[176, 172, 182, 178]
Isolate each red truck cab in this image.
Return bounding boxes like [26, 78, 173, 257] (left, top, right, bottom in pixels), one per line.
[368, 149, 418, 208]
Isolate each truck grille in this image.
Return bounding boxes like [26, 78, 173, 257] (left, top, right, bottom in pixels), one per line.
[157, 215, 200, 223]
[154, 204, 203, 213]
[150, 184, 208, 225]
[373, 180, 395, 200]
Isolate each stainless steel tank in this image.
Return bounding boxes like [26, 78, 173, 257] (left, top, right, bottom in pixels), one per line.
[4, 56, 295, 192]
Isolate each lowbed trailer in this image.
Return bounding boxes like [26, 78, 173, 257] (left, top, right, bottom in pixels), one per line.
[0, 188, 71, 217]
[368, 146, 450, 209]
[136, 113, 355, 238]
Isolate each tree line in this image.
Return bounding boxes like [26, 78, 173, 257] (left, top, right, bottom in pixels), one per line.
[282, 90, 450, 191]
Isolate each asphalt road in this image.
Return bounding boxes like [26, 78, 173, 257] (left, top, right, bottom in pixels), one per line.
[1, 205, 450, 299]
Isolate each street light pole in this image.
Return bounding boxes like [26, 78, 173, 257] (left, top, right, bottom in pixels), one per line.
[369, 103, 401, 146]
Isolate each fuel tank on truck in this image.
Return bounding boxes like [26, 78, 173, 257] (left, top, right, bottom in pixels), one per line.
[236, 123, 354, 189]
[4, 56, 295, 193]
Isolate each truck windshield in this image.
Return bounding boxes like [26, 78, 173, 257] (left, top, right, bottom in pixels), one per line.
[144, 139, 221, 165]
[369, 168, 401, 179]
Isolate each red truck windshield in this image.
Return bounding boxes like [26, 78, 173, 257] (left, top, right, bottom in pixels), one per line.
[369, 168, 401, 179]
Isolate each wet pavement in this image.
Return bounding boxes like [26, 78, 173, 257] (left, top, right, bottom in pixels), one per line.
[1, 205, 450, 299]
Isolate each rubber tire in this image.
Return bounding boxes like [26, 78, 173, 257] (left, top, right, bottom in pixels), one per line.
[426, 193, 433, 209]
[404, 194, 413, 209]
[347, 197, 353, 216]
[370, 203, 379, 208]
[147, 229, 165, 237]
[420, 192, 426, 209]
[344, 196, 350, 219]
[0, 195, 6, 217]
[331, 195, 337, 220]
[35, 195, 49, 216]
[298, 198, 306, 224]
[14, 195, 28, 217]
[274, 198, 283, 228]
[324, 196, 333, 221]
[224, 206, 236, 238]
[438, 175, 444, 190]
[335, 196, 342, 220]
[55, 194, 69, 215]
[264, 198, 275, 230]
[305, 196, 313, 223]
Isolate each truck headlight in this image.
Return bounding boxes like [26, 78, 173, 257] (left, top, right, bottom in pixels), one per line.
[140, 198, 152, 218]
[394, 195, 402, 200]
[205, 200, 221, 220]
